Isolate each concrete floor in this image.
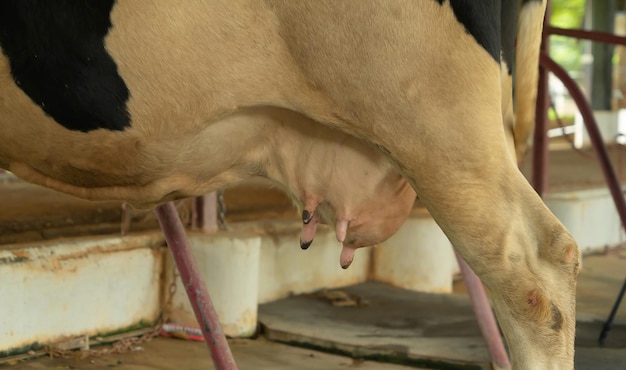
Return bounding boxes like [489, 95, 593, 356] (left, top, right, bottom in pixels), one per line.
[257, 253, 626, 369]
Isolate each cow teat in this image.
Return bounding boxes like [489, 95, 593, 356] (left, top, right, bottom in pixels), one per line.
[340, 244, 357, 269]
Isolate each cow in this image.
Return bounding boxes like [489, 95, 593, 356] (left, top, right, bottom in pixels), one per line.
[0, 1, 579, 369]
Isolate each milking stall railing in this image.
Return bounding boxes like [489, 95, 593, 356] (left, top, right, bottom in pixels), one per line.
[532, 0, 626, 345]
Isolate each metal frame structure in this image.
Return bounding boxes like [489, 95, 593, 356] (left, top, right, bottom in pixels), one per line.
[532, 1, 626, 345]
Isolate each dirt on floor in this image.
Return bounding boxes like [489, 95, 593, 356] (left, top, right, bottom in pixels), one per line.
[4, 337, 429, 370]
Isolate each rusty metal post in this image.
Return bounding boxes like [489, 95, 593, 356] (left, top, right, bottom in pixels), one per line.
[455, 251, 511, 370]
[192, 192, 219, 232]
[155, 202, 237, 370]
[532, 1, 551, 196]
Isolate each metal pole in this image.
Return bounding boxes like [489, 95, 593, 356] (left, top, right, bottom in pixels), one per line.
[532, 1, 551, 196]
[455, 252, 511, 370]
[155, 202, 237, 370]
[192, 192, 219, 232]
[547, 26, 626, 46]
[599, 276, 626, 345]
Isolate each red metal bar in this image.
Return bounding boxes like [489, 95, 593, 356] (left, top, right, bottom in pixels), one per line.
[533, 66, 550, 195]
[155, 202, 237, 370]
[540, 53, 626, 233]
[455, 252, 511, 370]
[192, 192, 219, 232]
[532, 2, 551, 196]
[547, 26, 626, 46]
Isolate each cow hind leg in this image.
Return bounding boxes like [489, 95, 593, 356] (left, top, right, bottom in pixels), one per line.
[319, 78, 580, 368]
[270, 2, 579, 366]
[308, 93, 579, 368]
[377, 112, 580, 369]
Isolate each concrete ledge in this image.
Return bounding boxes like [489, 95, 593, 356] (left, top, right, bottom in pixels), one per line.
[372, 213, 457, 293]
[166, 231, 262, 337]
[257, 222, 370, 304]
[545, 187, 626, 252]
[0, 233, 165, 354]
[3, 182, 622, 353]
[167, 222, 370, 337]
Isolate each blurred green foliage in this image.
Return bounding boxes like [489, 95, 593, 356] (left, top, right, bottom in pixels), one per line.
[549, 0, 586, 73]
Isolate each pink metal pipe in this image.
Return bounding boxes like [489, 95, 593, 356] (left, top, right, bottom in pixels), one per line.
[533, 64, 550, 195]
[455, 251, 511, 370]
[155, 202, 237, 370]
[192, 192, 219, 232]
[532, 1, 551, 196]
[547, 26, 626, 46]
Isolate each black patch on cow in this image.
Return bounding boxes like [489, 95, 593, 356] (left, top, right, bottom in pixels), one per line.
[302, 210, 313, 224]
[505, 0, 544, 75]
[0, 0, 130, 132]
[501, 0, 520, 75]
[435, 0, 501, 64]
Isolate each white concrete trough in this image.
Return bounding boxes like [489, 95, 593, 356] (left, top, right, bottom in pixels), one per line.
[2, 183, 623, 356]
[573, 110, 626, 148]
[166, 222, 371, 337]
[372, 209, 458, 294]
[256, 222, 370, 304]
[0, 233, 164, 355]
[166, 217, 458, 338]
[165, 231, 262, 337]
[545, 187, 626, 253]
